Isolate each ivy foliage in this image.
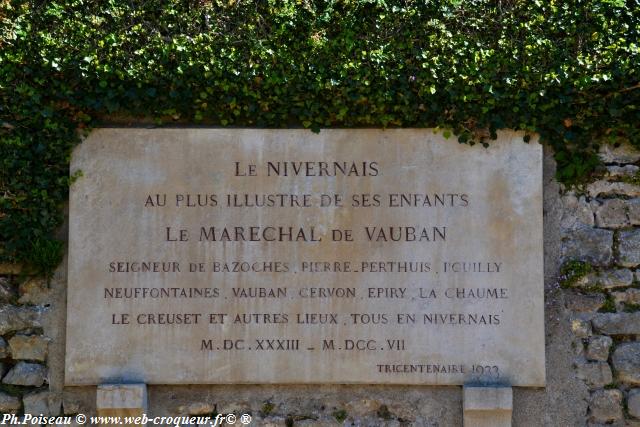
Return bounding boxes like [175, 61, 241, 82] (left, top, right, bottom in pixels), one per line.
[1, 0, 639, 271]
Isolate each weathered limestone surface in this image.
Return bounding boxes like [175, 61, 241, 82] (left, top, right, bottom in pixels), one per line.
[66, 129, 545, 386]
[565, 294, 605, 312]
[576, 269, 634, 290]
[585, 336, 613, 362]
[0, 392, 21, 414]
[611, 343, 640, 385]
[0, 304, 43, 335]
[18, 278, 51, 305]
[97, 384, 148, 410]
[570, 316, 593, 338]
[628, 389, 640, 419]
[605, 164, 639, 178]
[561, 227, 613, 266]
[9, 335, 48, 362]
[62, 390, 84, 415]
[574, 362, 613, 389]
[23, 391, 56, 416]
[618, 229, 640, 267]
[0, 336, 9, 358]
[587, 181, 640, 198]
[97, 384, 148, 427]
[588, 389, 623, 424]
[0, 277, 17, 303]
[592, 313, 640, 335]
[463, 386, 513, 427]
[2, 361, 47, 387]
[599, 143, 640, 164]
[595, 199, 630, 228]
[560, 192, 595, 230]
[629, 198, 640, 225]
[612, 288, 640, 307]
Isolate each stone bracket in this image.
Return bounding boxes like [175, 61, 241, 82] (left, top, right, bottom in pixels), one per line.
[463, 385, 513, 427]
[97, 384, 148, 427]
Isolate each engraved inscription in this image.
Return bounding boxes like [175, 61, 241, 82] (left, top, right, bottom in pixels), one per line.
[65, 129, 544, 386]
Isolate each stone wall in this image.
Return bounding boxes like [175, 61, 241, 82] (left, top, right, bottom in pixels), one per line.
[558, 143, 640, 426]
[0, 142, 639, 426]
[0, 265, 54, 414]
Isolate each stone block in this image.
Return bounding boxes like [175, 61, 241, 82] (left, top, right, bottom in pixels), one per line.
[575, 361, 613, 389]
[0, 392, 21, 414]
[0, 336, 9, 358]
[628, 199, 640, 226]
[592, 313, 640, 335]
[23, 391, 52, 416]
[577, 269, 634, 290]
[18, 278, 51, 305]
[599, 143, 640, 164]
[0, 304, 44, 335]
[589, 389, 623, 424]
[595, 199, 630, 228]
[8, 335, 49, 362]
[2, 361, 47, 387]
[612, 343, 640, 385]
[66, 129, 545, 387]
[0, 277, 17, 303]
[560, 192, 595, 230]
[612, 289, 640, 309]
[97, 384, 147, 427]
[570, 317, 593, 338]
[629, 389, 640, 419]
[0, 264, 22, 275]
[463, 386, 512, 427]
[62, 389, 93, 415]
[562, 227, 613, 266]
[586, 336, 613, 362]
[345, 398, 382, 417]
[587, 181, 640, 198]
[566, 293, 606, 312]
[605, 165, 640, 178]
[619, 229, 640, 267]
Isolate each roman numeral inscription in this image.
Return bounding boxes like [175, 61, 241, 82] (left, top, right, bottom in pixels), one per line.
[66, 129, 544, 386]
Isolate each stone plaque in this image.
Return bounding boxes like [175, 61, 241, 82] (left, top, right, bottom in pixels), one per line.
[65, 129, 544, 386]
